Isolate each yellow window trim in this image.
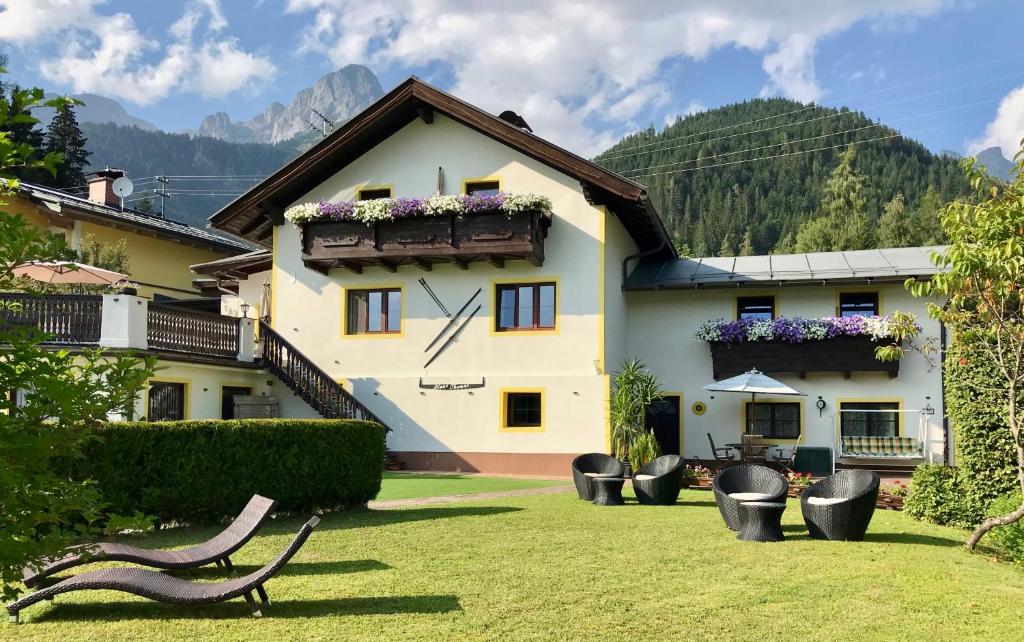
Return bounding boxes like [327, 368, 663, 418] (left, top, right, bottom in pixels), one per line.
[356, 183, 394, 200]
[489, 276, 560, 336]
[340, 283, 406, 339]
[734, 291, 777, 321]
[657, 392, 686, 456]
[218, 383, 254, 419]
[834, 287, 883, 317]
[741, 396, 805, 445]
[834, 397, 905, 439]
[499, 387, 545, 433]
[143, 377, 191, 421]
[461, 175, 503, 194]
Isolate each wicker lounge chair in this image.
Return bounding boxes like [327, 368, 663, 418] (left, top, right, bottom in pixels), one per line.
[712, 464, 788, 530]
[632, 454, 685, 505]
[22, 494, 277, 588]
[800, 470, 880, 541]
[571, 453, 625, 501]
[7, 516, 319, 623]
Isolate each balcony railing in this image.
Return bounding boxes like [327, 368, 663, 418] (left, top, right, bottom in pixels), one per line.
[147, 303, 240, 358]
[0, 293, 103, 344]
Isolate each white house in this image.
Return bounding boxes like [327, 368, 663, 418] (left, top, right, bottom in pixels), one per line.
[185, 77, 949, 476]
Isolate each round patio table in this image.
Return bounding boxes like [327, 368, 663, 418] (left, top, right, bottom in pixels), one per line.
[592, 477, 626, 506]
[737, 501, 786, 542]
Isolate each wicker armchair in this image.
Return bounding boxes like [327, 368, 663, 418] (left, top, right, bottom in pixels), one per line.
[800, 470, 880, 541]
[712, 464, 788, 530]
[571, 453, 625, 501]
[632, 455, 685, 505]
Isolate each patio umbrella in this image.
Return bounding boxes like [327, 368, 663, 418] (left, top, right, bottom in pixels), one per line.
[13, 261, 128, 286]
[703, 368, 804, 435]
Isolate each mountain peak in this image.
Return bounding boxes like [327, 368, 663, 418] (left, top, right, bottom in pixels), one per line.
[973, 146, 1014, 181]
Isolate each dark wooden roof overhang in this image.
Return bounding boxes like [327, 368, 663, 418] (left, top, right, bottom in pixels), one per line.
[208, 77, 675, 259]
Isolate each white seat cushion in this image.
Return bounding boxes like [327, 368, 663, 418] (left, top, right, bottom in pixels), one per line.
[806, 496, 847, 506]
[583, 472, 615, 478]
[634, 474, 657, 481]
[728, 492, 774, 501]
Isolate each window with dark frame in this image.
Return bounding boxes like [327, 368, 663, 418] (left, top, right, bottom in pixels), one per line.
[737, 295, 775, 320]
[347, 288, 402, 335]
[505, 391, 542, 428]
[148, 382, 185, 421]
[465, 180, 500, 196]
[744, 401, 801, 439]
[838, 291, 879, 317]
[357, 187, 392, 200]
[839, 401, 900, 437]
[495, 282, 556, 331]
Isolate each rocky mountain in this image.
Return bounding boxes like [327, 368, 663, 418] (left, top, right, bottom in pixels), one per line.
[35, 92, 158, 131]
[973, 146, 1014, 181]
[195, 65, 383, 144]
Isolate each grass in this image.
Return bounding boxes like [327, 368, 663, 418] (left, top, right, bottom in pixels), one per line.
[374, 472, 567, 501]
[6, 488, 1024, 641]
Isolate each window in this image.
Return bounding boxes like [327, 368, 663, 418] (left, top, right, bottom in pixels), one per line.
[737, 295, 775, 320]
[839, 401, 901, 437]
[495, 282, 556, 331]
[357, 187, 392, 200]
[221, 385, 253, 420]
[744, 401, 801, 440]
[346, 288, 402, 335]
[502, 390, 543, 430]
[148, 382, 186, 421]
[838, 291, 879, 317]
[465, 180, 500, 196]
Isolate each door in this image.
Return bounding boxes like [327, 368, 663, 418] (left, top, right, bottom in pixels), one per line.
[645, 394, 682, 456]
[148, 382, 185, 421]
[221, 386, 253, 420]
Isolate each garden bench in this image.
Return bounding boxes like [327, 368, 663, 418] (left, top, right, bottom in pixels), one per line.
[840, 436, 923, 459]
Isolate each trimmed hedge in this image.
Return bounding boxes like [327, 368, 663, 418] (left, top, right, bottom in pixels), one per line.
[73, 419, 385, 523]
[904, 464, 977, 528]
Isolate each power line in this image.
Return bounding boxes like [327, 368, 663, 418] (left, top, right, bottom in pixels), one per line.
[596, 51, 1024, 160]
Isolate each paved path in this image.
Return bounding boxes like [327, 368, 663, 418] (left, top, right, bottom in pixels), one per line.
[368, 484, 575, 510]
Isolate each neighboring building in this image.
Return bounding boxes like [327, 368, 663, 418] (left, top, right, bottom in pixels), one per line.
[8, 169, 254, 299]
[195, 77, 948, 475]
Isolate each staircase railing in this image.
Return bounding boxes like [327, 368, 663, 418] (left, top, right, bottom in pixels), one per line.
[147, 303, 240, 358]
[259, 321, 387, 426]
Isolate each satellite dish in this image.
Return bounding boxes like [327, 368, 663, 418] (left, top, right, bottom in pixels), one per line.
[112, 177, 134, 199]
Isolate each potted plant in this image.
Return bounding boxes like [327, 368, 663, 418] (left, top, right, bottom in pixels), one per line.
[687, 465, 712, 487]
[786, 471, 813, 496]
[879, 480, 908, 509]
[609, 357, 664, 476]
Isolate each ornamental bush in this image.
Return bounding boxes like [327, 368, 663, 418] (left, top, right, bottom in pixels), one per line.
[987, 493, 1024, 565]
[904, 464, 977, 528]
[70, 419, 385, 524]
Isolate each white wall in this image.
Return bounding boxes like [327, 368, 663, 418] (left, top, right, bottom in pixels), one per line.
[625, 283, 947, 462]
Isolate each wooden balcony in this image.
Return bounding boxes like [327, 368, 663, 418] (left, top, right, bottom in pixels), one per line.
[709, 336, 899, 379]
[300, 210, 551, 273]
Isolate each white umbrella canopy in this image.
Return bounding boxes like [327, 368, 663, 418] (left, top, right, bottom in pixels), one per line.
[13, 261, 128, 286]
[703, 369, 804, 396]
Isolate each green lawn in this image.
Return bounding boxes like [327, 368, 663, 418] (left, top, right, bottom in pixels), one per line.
[374, 472, 567, 501]
[6, 489, 1024, 641]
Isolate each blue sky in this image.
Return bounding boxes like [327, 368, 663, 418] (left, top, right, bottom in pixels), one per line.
[2, 1, 1024, 158]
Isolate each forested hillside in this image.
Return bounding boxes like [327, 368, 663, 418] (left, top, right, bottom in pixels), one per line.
[81, 122, 297, 227]
[594, 98, 971, 255]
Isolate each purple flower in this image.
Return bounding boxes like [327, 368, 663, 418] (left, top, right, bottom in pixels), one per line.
[718, 319, 754, 343]
[462, 192, 506, 212]
[771, 317, 806, 343]
[389, 197, 424, 218]
[319, 200, 354, 220]
[831, 315, 865, 336]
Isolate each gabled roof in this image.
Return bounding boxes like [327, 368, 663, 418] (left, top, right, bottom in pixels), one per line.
[190, 249, 272, 278]
[208, 77, 673, 256]
[15, 181, 256, 254]
[624, 246, 946, 290]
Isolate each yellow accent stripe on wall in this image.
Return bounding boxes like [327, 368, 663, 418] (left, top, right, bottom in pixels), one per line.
[271, 226, 279, 329]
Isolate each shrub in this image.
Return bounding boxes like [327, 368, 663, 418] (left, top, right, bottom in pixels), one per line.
[904, 464, 980, 528]
[71, 419, 385, 523]
[986, 493, 1024, 565]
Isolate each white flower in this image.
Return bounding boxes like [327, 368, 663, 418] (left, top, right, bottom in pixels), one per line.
[353, 198, 392, 225]
[422, 194, 466, 217]
[503, 193, 552, 213]
[804, 320, 829, 341]
[693, 319, 723, 342]
[748, 320, 774, 341]
[284, 202, 321, 224]
[863, 315, 891, 341]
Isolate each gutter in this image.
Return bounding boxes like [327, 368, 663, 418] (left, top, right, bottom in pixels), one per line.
[621, 239, 668, 290]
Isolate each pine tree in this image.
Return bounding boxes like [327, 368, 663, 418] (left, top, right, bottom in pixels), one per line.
[877, 194, 917, 248]
[718, 232, 737, 257]
[914, 186, 945, 245]
[45, 103, 90, 189]
[0, 81, 47, 183]
[821, 147, 866, 219]
[738, 231, 755, 256]
[134, 195, 155, 213]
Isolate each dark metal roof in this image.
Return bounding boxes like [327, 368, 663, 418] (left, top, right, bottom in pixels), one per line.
[624, 246, 946, 290]
[208, 76, 674, 258]
[17, 181, 257, 253]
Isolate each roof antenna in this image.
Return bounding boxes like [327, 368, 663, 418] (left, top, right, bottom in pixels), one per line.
[306, 107, 333, 138]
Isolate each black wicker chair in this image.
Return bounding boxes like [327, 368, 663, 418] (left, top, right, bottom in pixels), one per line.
[22, 495, 277, 588]
[7, 517, 319, 623]
[571, 453, 625, 501]
[800, 470, 880, 541]
[712, 464, 788, 530]
[632, 455, 685, 505]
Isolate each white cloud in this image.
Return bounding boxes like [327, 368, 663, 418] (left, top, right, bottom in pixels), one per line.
[664, 101, 707, 126]
[967, 84, 1024, 156]
[0, 0, 274, 105]
[284, 0, 950, 155]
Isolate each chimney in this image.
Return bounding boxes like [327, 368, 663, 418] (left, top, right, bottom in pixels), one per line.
[87, 167, 125, 207]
